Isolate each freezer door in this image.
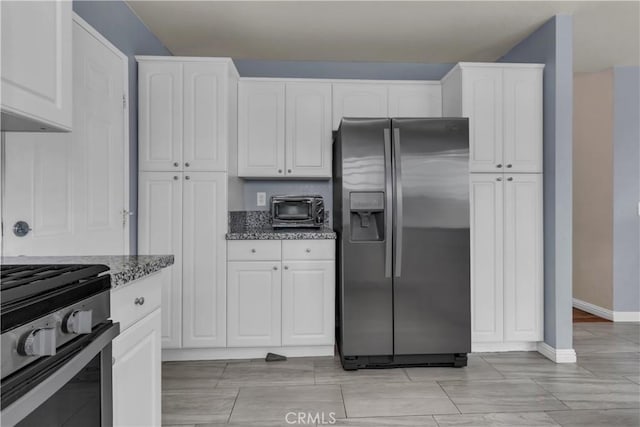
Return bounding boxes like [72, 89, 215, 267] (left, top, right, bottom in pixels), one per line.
[336, 118, 394, 356]
[391, 118, 471, 355]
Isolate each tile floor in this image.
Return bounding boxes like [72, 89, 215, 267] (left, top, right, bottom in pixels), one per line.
[161, 322, 640, 426]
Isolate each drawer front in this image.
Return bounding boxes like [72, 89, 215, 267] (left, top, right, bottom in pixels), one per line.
[228, 240, 282, 261]
[111, 270, 164, 332]
[282, 240, 335, 260]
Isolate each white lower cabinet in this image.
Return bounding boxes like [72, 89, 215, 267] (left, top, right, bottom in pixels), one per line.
[470, 173, 543, 348]
[227, 261, 282, 347]
[138, 171, 227, 349]
[111, 271, 164, 427]
[282, 261, 334, 346]
[226, 240, 335, 351]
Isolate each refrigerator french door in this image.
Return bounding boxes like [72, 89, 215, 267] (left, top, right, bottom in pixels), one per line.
[334, 117, 470, 370]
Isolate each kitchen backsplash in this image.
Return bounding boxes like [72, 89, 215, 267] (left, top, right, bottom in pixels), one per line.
[242, 180, 333, 226]
[228, 210, 272, 231]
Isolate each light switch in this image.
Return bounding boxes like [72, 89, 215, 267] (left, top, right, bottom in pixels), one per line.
[257, 192, 266, 207]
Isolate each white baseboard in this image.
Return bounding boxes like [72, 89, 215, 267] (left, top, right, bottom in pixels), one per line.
[162, 345, 335, 361]
[537, 342, 577, 363]
[613, 311, 640, 322]
[471, 341, 538, 353]
[572, 298, 614, 320]
[573, 298, 640, 322]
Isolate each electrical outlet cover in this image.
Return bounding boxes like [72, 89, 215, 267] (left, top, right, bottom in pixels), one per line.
[257, 192, 266, 207]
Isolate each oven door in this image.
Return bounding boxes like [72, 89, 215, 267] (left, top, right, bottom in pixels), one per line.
[1, 322, 119, 427]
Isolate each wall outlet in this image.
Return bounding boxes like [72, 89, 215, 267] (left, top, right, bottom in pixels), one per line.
[257, 192, 266, 207]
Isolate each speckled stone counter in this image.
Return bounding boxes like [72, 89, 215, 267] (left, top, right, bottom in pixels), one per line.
[226, 226, 336, 240]
[227, 210, 336, 240]
[1, 255, 174, 289]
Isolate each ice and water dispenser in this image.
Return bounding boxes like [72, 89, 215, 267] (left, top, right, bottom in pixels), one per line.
[349, 192, 385, 241]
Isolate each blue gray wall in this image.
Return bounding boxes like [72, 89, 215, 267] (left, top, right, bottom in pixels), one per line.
[499, 15, 574, 350]
[613, 66, 640, 312]
[236, 60, 454, 217]
[234, 60, 454, 80]
[73, 0, 172, 254]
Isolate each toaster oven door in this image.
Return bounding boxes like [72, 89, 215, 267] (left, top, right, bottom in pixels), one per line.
[272, 199, 313, 220]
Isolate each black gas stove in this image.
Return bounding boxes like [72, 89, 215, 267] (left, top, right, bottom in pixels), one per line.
[0, 264, 119, 426]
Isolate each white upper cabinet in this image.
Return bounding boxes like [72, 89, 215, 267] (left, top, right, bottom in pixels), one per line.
[182, 172, 228, 348]
[138, 57, 237, 172]
[1, 0, 72, 131]
[238, 80, 332, 178]
[502, 68, 543, 173]
[388, 83, 442, 118]
[139, 62, 184, 171]
[442, 63, 543, 173]
[503, 174, 543, 342]
[285, 82, 333, 177]
[332, 83, 388, 129]
[238, 81, 286, 177]
[183, 63, 229, 171]
[462, 67, 504, 173]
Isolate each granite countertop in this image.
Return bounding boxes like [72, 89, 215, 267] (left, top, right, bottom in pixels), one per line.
[1, 255, 174, 289]
[226, 226, 337, 240]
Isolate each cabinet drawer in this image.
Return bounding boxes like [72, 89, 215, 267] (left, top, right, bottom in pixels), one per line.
[228, 240, 282, 261]
[282, 240, 335, 260]
[111, 270, 163, 333]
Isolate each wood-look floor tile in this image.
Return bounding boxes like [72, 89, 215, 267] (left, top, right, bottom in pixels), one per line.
[163, 363, 225, 391]
[229, 384, 345, 423]
[479, 353, 594, 379]
[433, 411, 560, 426]
[217, 360, 315, 387]
[330, 415, 438, 426]
[405, 355, 503, 382]
[162, 388, 238, 425]
[534, 377, 640, 409]
[341, 382, 458, 417]
[547, 408, 640, 427]
[439, 379, 568, 414]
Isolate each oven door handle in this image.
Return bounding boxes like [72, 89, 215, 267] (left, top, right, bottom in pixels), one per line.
[1, 322, 120, 427]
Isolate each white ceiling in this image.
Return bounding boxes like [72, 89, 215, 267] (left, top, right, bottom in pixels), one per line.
[125, 1, 639, 73]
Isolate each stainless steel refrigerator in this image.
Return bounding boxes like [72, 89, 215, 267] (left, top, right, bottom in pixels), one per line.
[333, 117, 470, 370]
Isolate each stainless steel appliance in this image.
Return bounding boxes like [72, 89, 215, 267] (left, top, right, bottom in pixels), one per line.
[0, 264, 119, 426]
[333, 117, 470, 370]
[271, 195, 325, 228]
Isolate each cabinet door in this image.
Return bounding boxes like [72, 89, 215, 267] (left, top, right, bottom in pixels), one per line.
[462, 68, 504, 173]
[183, 62, 228, 171]
[282, 261, 334, 346]
[470, 174, 504, 343]
[138, 172, 183, 348]
[182, 172, 227, 348]
[504, 174, 543, 342]
[113, 309, 161, 427]
[1, 0, 72, 131]
[227, 261, 281, 347]
[503, 68, 543, 173]
[285, 82, 332, 178]
[238, 81, 285, 177]
[332, 83, 388, 130]
[139, 61, 183, 171]
[388, 83, 442, 117]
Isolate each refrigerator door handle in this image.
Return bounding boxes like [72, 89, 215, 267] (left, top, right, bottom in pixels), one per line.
[393, 127, 403, 278]
[383, 128, 393, 279]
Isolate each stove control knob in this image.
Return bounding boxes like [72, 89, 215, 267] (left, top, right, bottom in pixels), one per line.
[62, 310, 93, 335]
[17, 328, 57, 357]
